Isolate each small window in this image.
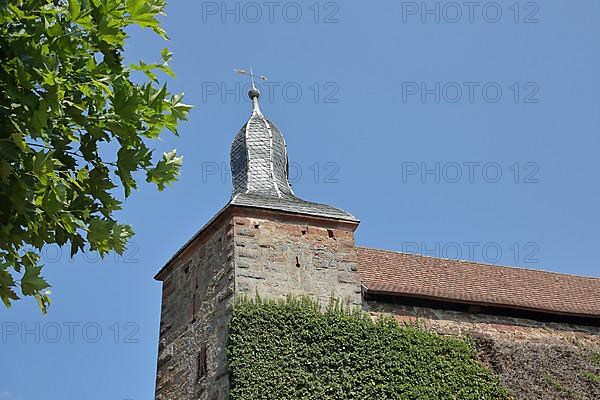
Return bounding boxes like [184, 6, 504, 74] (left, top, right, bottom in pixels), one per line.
[183, 264, 190, 274]
[197, 344, 208, 380]
[327, 229, 335, 239]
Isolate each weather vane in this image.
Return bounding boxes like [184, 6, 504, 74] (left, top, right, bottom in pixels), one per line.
[234, 67, 268, 90]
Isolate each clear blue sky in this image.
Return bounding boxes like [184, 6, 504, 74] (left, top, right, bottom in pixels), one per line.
[2, 1, 600, 399]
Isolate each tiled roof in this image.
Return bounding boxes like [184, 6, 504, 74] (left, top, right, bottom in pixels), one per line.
[357, 247, 600, 318]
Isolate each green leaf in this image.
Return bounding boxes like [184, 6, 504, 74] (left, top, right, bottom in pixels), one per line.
[31, 100, 49, 132]
[0, 268, 19, 307]
[116, 147, 140, 197]
[10, 132, 30, 153]
[161, 47, 172, 62]
[0, 286, 20, 308]
[0, 160, 13, 184]
[34, 292, 51, 315]
[7, 3, 25, 18]
[21, 266, 50, 296]
[149, 83, 167, 107]
[146, 149, 183, 190]
[130, 60, 158, 82]
[77, 167, 90, 182]
[111, 224, 134, 254]
[68, 0, 81, 20]
[70, 235, 85, 257]
[9, 182, 28, 213]
[88, 218, 111, 243]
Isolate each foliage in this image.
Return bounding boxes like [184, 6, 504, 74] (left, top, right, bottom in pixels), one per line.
[583, 352, 600, 385]
[0, 0, 191, 312]
[228, 296, 511, 400]
[543, 372, 586, 400]
[476, 334, 600, 399]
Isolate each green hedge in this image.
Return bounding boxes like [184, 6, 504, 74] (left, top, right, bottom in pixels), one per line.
[228, 296, 511, 400]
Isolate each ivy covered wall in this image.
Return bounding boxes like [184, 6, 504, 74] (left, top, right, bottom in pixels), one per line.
[367, 302, 600, 399]
[228, 297, 511, 399]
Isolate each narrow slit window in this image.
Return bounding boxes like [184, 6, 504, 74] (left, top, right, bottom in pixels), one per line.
[197, 344, 208, 380]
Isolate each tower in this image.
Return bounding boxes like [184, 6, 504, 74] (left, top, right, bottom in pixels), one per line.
[154, 86, 360, 399]
[153, 79, 600, 400]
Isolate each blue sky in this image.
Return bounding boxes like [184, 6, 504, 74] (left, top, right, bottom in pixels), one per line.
[2, 1, 600, 399]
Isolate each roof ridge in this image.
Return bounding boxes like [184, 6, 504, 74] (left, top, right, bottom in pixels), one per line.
[356, 246, 600, 281]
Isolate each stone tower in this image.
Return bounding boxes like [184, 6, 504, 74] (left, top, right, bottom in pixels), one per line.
[154, 87, 360, 399]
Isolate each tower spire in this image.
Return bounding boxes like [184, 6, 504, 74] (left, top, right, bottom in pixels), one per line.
[250, 66, 256, 91]
[234, 67, 268, 115]
[229, 67, 357, 221]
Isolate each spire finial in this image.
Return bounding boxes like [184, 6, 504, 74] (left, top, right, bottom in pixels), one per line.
[250, 66, 256, 90]
[234, 67, 268, 114]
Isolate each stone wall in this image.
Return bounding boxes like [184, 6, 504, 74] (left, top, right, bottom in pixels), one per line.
[367, 302, 600, 399]
[232, 213, 361, 307]
[155, 217, 235, 400]
[155, 207, 360, 399]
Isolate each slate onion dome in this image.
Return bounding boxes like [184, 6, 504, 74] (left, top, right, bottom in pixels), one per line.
[229, 84, 357, 222]
[230, 86, 294, 199]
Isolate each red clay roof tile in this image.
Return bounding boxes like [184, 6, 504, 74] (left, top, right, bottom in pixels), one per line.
[357, 247, 600, 317]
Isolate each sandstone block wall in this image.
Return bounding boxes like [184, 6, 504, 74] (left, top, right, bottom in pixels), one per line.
[155, 219, 235, 400]
[232, 214, 361, 307]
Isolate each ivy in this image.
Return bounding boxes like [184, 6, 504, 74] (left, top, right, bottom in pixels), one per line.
[0, 0, 191, 312]
[228, 296, 512, 400]
[582, 352, 600, 386]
